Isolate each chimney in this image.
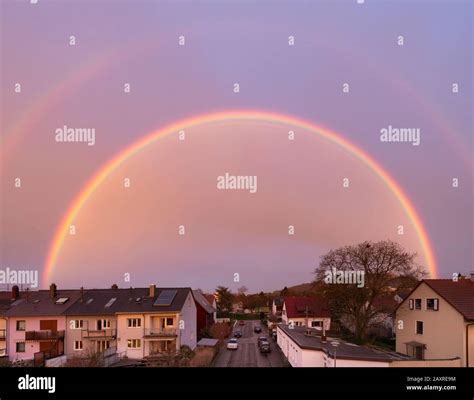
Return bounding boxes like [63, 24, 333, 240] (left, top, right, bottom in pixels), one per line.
[111, 284, 118, 290]
[49, 283, 57, 299]
[149, 284, 156, 298]
[11, 285, 20, 300]
[80, 286, 84, 302]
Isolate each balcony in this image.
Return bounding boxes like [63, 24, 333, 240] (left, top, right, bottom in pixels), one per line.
[25, 330, 65, 341]
[82, 329, 117, 339]
[0, 329, 6, 340]
[143, 328, 177, 338]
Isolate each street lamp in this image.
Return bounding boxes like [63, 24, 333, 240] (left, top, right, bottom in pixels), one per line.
[331, 341, 340, 368]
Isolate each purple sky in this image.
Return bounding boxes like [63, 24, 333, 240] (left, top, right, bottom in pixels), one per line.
[1, 0, 472, 292]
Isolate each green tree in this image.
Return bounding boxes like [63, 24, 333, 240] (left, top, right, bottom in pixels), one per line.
[280, 286, 291, 297]
[215, 286, 233, 312]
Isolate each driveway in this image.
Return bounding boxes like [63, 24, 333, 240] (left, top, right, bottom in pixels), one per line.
[213, 319, 286, 367]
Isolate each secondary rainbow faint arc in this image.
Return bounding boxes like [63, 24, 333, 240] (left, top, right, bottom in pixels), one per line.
[43, 110, 438, 283]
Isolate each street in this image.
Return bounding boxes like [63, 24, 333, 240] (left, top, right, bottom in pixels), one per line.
[213, 320, 286, 367]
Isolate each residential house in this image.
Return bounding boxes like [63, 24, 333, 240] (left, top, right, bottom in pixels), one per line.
[277, 324, 409, 367]
[115, 286, 197, 359]
[204, 294, 217, 323]
[281, 296, 331, 330]
[3, 284, 81, 362]
[231, 301, 243, 313]
[271, 298, 283, 323]
[193, 290, 216, 337]
[395, 275, 474, 367]
[63, 287, 119, 357]
[0, 286, 25, 357]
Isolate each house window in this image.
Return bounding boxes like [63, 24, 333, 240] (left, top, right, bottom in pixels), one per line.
[96, 340, 110, 352]
[311, 321, 323, 328]
[409, 299, 414, 310]
[16, 342, 25, 353]
[74, 340, 83, 350]
[71, 320, 83, 329]
[414, 299, 422, 310]
[166, 318, 174, 327]
[416, 321, 424, 335]
[16, 320, 25, 331]
[426, 298, 439, 311]
[127, 318, 141, 328]
[97, 319, 111, 330]
[127, 339, 141, 349]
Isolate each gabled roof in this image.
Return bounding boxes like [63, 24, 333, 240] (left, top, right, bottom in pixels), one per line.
[2, 287, 194, 317]
[3, 290, 82, 317]
[283, 296, 330, 318]
[111, 287, 192, 314]
[64, 288, 136, 316]
[423, 279, 474, 321]
[193, 290, 216, 314]
[397, 278, 474, 321]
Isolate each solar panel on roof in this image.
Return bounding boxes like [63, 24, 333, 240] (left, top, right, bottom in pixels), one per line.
[153, 289, 177, 306]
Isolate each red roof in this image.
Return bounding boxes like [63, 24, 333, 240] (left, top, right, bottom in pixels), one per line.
[423, 279, 474, 321]
[283, 296, 330, 318]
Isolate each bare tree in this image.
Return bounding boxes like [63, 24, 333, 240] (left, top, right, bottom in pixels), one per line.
[314, 240, 426, 341]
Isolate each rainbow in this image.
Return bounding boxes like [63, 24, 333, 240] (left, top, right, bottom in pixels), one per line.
[43, 110, 438, 283]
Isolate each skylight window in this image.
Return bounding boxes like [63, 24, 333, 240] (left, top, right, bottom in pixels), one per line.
[104, 297, 117, 308]
[55, 297, 69, 304]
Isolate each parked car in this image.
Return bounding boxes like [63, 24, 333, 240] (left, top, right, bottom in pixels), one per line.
[259, 341, 271, 353]
[253, 326, 262, 333]
[258, 336, 269, 347]
[234, 330, 242, 338]
[239, 320, 245, 326]
[227, 338, 239, 350]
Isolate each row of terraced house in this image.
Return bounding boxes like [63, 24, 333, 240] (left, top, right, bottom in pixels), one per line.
[0, 283, 217, 365]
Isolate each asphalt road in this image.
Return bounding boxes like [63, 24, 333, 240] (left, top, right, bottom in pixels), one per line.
[213, 320, 286, 367]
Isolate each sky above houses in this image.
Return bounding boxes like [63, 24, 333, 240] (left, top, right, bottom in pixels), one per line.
[1, 0, 472, 292]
